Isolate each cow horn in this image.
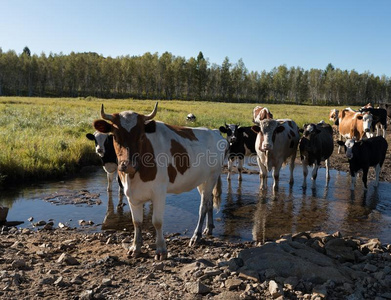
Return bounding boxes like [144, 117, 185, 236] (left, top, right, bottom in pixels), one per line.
[144, 102, 158, 121]
[100, 104, 114, 121]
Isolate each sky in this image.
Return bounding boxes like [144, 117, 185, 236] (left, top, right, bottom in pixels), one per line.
[1, 0, 390, 77]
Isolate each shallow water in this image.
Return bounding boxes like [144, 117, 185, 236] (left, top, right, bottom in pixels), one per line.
[1, 163, 391, 243]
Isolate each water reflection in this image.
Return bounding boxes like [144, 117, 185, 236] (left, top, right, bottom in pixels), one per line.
[1, 165, 391, 244]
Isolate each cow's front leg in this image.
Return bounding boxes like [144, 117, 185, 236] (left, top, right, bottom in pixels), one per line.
[350, 171, 357, 190]
[128, 203, 143, 258]
[374, 164, 381, 187]
[151, 194, 167, 260]
[325, 158, 330, 182]
[107, 172, 114, 192]
[362, 168, 369, 190]
[272, 166, 281, 191]
[227, 157, 234, 181]
[257, 157, 268, 190]
[238, 157, 244, 181]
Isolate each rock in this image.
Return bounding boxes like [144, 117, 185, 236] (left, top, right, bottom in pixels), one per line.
[11, 259, 27, 269]
[225, 278, 243, 290]
[363, 263, 378, 273]
[324, 238, 356, 262]
[34, 220, 47, 226]
[54, 276, 67, 287]
[79, 290, 94, 300]
[185, 281, 211, 294]
[56, 253, 80, 265]
[268, 280, 282, 298]
[238, 240, 356, 285]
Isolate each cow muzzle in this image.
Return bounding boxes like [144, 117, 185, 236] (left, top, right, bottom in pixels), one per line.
[118, 159, 138, 176]
[261, 143, 273, 151]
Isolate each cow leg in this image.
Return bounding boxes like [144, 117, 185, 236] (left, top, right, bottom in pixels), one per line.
[302, 162, 308, 189]
[374, 164, 381, 187]
[107, 171, 114, 192]
[238, 157, 244, 181]
[128, 203, 143, 257]
[311, 162, 319, 181]
[272, 163, 283, 190]
[151, 193, 167, 260]
[227, 157, 234, 181]
[325, 158, 331, 182]
[362, 168, 369, 190]
[257, 157, 268, 190]
[350, 172, 357, 190]
[190, 179, 216, 246]
[288, 154, 296, 186]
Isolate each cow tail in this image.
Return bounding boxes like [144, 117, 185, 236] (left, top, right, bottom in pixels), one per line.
[213, 176, 222, 211]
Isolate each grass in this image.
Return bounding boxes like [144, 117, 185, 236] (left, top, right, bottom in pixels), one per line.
[0, 96, 351, 187]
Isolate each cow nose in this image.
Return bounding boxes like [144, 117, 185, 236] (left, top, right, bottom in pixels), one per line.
[97, 149, 103, 153]
[119, 160, 129, 172]
[262, 143, 272, 151]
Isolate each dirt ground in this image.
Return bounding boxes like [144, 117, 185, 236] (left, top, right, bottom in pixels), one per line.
[1, 131, 391, 299]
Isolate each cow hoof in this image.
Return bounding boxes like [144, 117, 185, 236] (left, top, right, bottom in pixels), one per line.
[127, 247, 142, 258]
[203, 227, 213, 236]
[189, 235, 201, 247]
[155, 251, 167, 261]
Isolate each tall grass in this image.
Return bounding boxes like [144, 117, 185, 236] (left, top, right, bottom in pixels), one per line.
[0, 97, 348, 187]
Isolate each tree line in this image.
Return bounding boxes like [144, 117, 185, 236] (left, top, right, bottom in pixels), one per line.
[1, 47, 390, 105]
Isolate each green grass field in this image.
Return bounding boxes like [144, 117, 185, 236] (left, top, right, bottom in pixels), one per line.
[0, 97, 352, 187]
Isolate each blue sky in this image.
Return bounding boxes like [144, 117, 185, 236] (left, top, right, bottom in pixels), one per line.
[1, 0, 390, 77]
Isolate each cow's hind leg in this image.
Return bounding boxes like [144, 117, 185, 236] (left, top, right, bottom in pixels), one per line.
[288, 153, 296, 187]
[302, 161, 308, 189]
[189, 175, 218, 246]
[128, 203, 143, 258]
[151, 192, 167, 260]
[227, 157, 234, 181]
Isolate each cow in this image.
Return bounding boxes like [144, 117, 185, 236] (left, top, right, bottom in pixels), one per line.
[219, 124, 257, 181]
[359, 103, 387, 138]
[186, 113, 196, 122]
[253, 106, 273, 124]
[86, 132, 123, 193]
[335, 108, 373, 154]
[299, 122, 334, 188]
[93, 102, 228, 260]
[337, 136, 388, 190]
[251, 119, 300, 190]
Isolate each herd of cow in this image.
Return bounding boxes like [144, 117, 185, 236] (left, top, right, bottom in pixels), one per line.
[85, 102, 389, 260]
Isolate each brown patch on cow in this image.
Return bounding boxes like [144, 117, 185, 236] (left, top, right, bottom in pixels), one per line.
[289, 129, 296, 137]
[167, 163, 177, 183]
[170, 139, 190, 175]
[137, 135, 157, 182]
[165, 124, 198, 141]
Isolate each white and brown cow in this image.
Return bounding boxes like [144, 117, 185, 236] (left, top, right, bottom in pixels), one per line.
[335, 108, 373, 153]
[93, 103, 228, 260]
[299, 122, 334, 188]
[251, 119, 300, 190]
[337, 136, 388, 190]
[253, 106, 273, 124]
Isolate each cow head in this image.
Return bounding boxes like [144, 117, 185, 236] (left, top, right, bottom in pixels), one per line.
[361, 112, 373, 133]
[93, 102, 158, 177]
[329, 109, 339, 125]
[219, 123, 241, 145]
[337, 138, 358, 160]
[251, 119, 285, 151]
[86, 131, 112, 157]
[299, 123, 321, 160]
[253, 106, 273, 124]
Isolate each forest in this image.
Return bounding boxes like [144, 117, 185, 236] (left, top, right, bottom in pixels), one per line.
[1, 47, 391, 105]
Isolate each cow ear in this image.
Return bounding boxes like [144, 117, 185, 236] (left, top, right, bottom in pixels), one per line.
[93, 120, 113, 133]
[219, 126, 228, 133]
[357, 115, 363, 120]
[86, 133, 95, 141]
[251, 125, 260, 133]
[276, 126, 285, 133]
[337, 140, 345, 146]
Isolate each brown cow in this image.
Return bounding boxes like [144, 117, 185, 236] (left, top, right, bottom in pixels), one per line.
[253, 106, 273, 124]
[335, 108, 373, 153]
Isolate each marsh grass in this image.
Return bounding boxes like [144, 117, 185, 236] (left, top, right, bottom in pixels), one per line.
[0, 97, 346, 187]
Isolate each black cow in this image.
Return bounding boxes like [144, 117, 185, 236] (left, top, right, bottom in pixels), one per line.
[337, 136, 388, 190]
[299, 122, 334, 188]
[86, 132, 123, 193]
[219, 124, 257, 181]
[359, 104, 387, 138]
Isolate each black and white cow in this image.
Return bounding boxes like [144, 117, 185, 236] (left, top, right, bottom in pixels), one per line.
[86, 132, 123, 193]
[360, 103, 387, 138]
[299, 122, 334, 188]
[337, 136, 388, 190]
[219, 124, 257, 181]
